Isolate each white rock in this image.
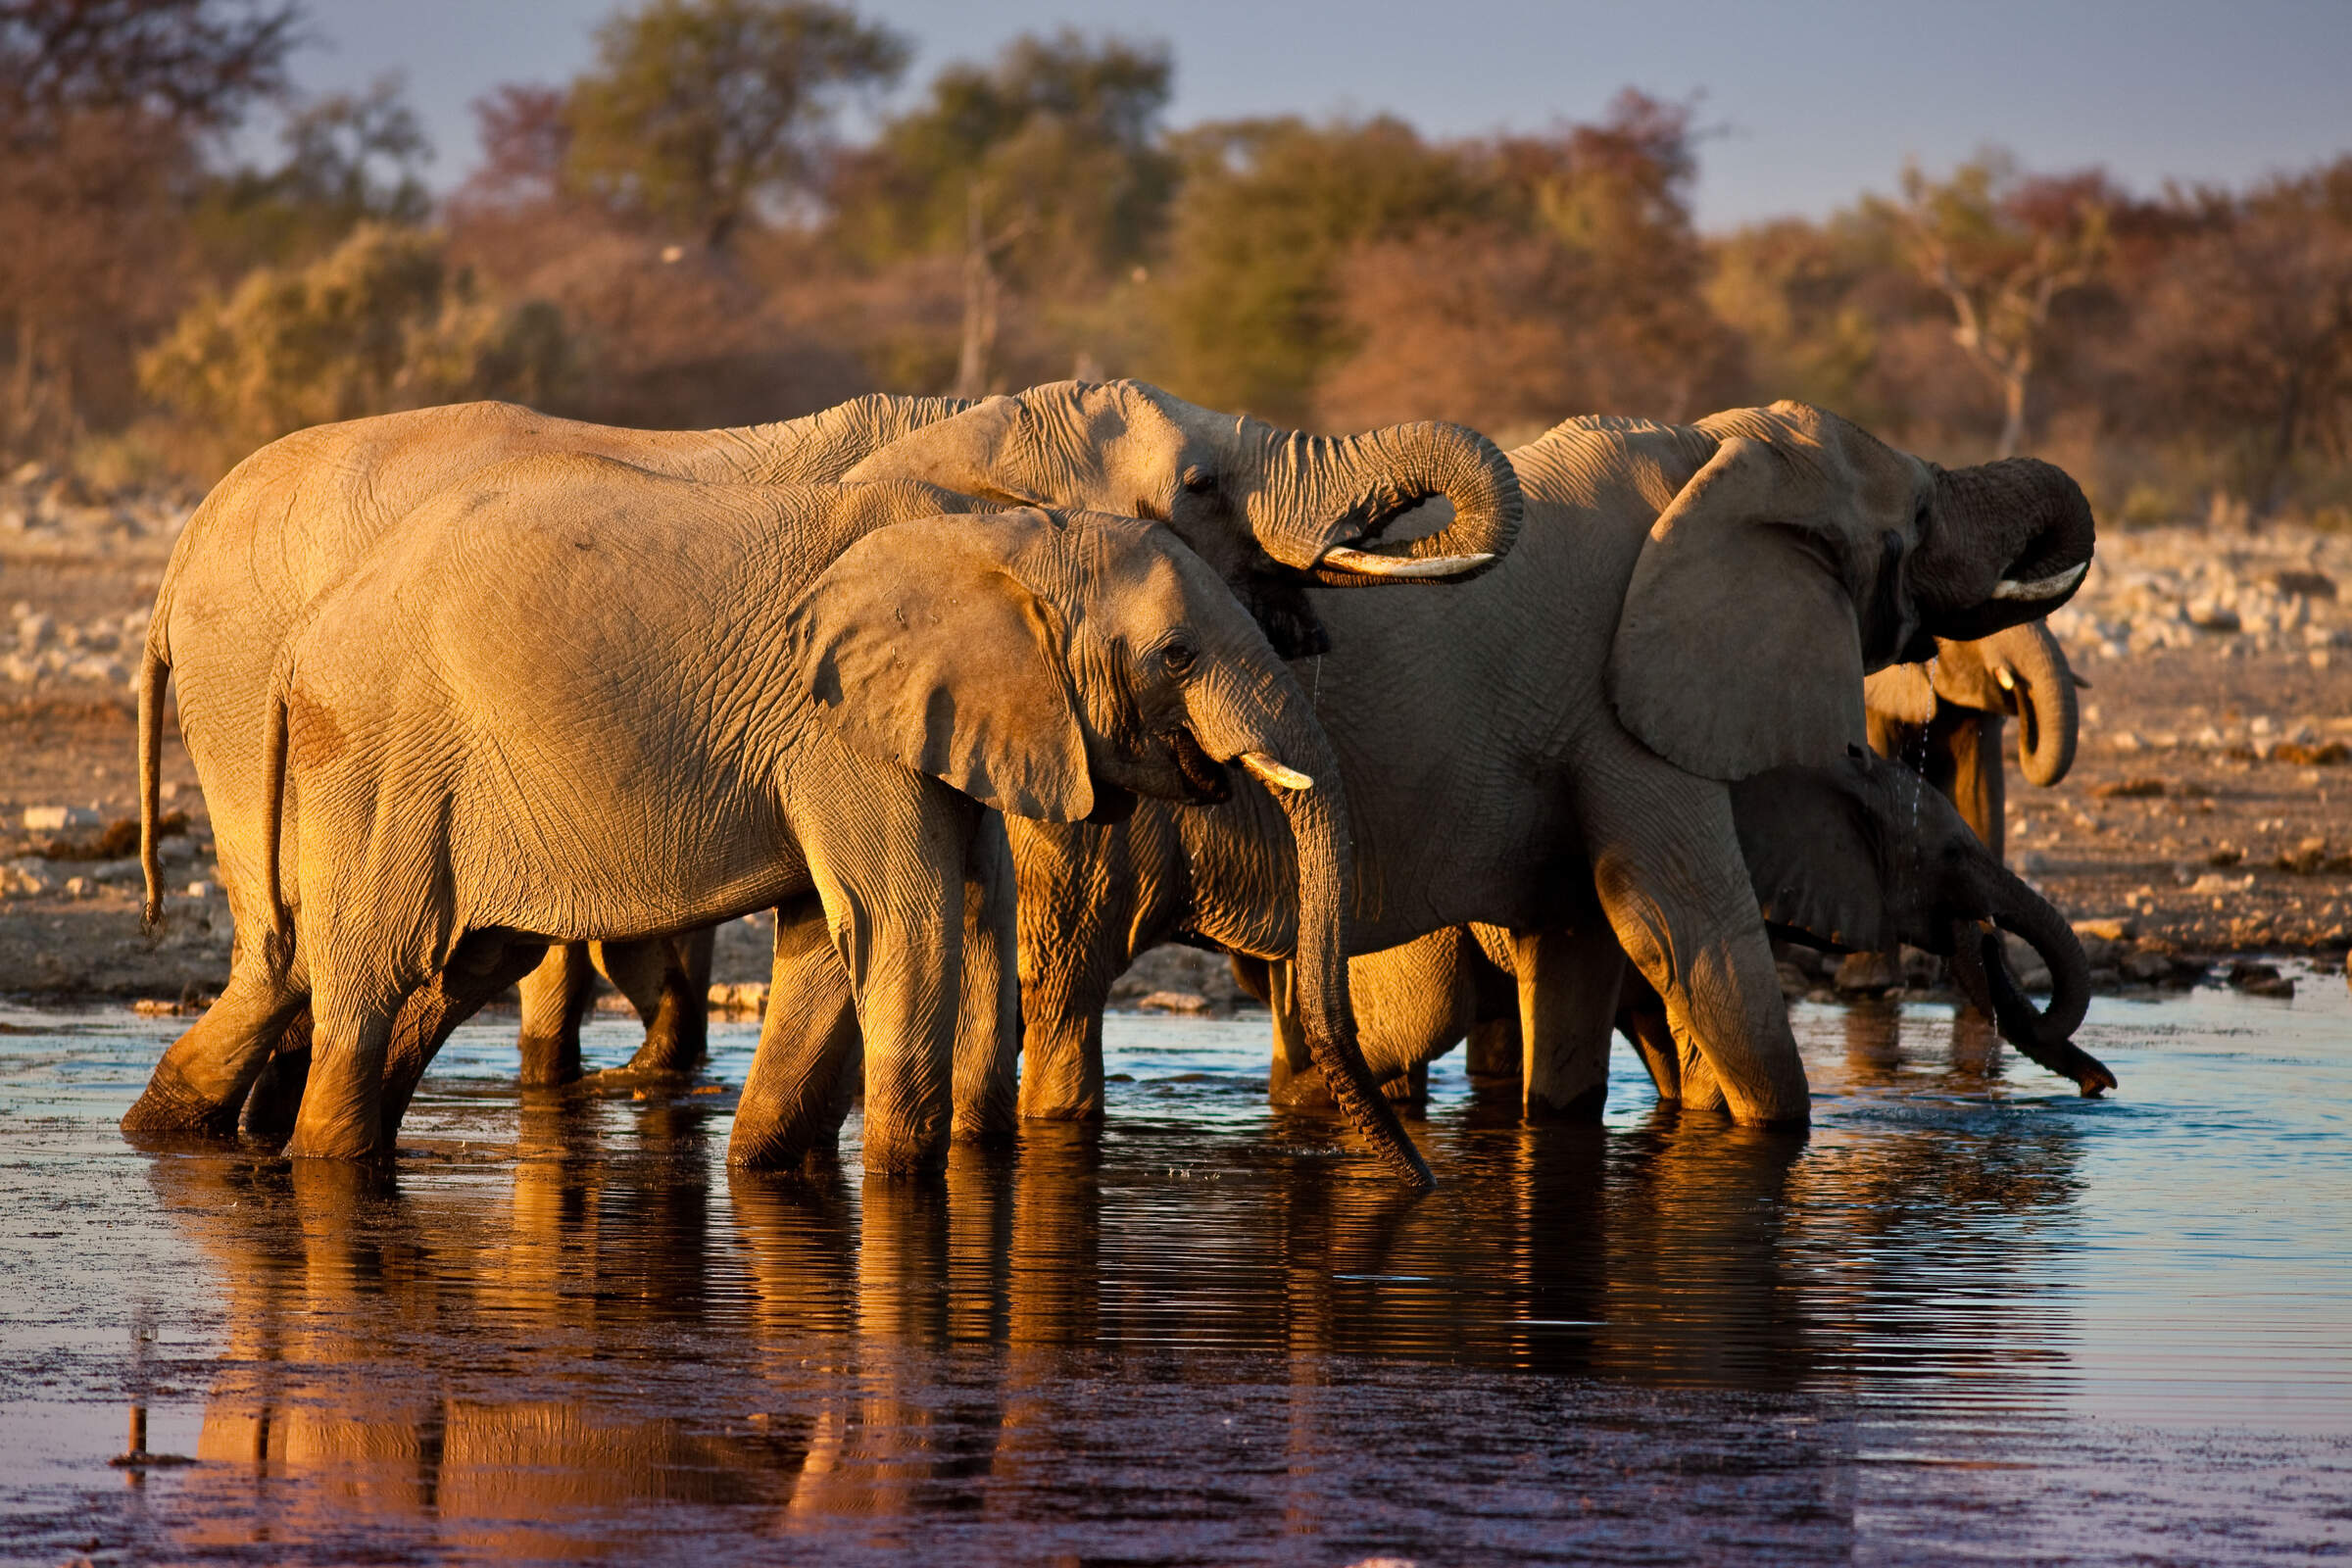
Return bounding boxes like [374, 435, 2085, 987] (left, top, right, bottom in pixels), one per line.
[184, 881, 213, 899]
[24, 805, 98, 832]
[63, 875, 94, 898]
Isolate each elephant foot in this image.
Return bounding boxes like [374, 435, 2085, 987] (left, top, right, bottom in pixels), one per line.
[237, 1046, 312, 1148]
[856, 1132, 950, 1177]
[1524, 1082, 1606, 1123]
[120, 1071, 243, 1144]
[516, 1030, 583, 1089]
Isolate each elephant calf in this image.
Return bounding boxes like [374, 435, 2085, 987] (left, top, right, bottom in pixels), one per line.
[1862, 620, 2081, 860]
[1264, 748, 2115, 1111]
[137, 460, 1426, 1182]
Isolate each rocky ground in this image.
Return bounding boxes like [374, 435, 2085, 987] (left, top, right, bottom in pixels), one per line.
[3, 461, 2347, 1014]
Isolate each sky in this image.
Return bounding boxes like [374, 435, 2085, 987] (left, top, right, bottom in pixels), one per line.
[274, 0, 2352, 230]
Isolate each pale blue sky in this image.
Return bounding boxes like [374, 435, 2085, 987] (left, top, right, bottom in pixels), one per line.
[274, 0, 2352, 229]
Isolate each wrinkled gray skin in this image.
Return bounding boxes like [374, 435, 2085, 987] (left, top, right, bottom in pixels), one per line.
[1003, 404, 2097, 1128]
[1275, 750, 2114, 1112]
[1862, 621, 2080, 860]
[514, 377, 1524, 1086]
[144, 463, 1421, 1178]
[125, 379, 1518, 1130]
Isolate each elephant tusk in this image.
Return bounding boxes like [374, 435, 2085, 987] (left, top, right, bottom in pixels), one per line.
[1317, 545, 1495, 579]
[1995, 666, 2017, 692]
[1239, 753, 1314, 792]
[1990, 562, 2087, 602]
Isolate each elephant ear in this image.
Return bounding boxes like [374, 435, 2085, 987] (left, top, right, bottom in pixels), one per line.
[1863, 662, 1939, 727]
[1729, 763, 1891, 954]
[790, 511, 1093, 822]
[1608, 436, 1868, 781]
[838, 394, 1044, 507]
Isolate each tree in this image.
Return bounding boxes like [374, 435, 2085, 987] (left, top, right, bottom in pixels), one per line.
[0, 0, 300, 128]
[564, 0, 906, 252]
[1891, 154, 2109, 459]
[1150, 116, 1489, 423]
[2131, 161, 2352, 516]
[139, 222, 573, 459]
[837, 29, 1174, 395]
[0, 0, 302, 459]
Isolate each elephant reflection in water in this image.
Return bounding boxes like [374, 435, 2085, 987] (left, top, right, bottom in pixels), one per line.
[728, 1124, 1102, 1529]
[148, 1105, 791, 1559]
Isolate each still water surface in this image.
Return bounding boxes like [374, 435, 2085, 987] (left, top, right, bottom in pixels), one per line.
[1, 982, 2348, 1565]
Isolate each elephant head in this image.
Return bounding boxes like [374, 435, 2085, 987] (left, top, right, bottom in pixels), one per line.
[1730, 750, 2114, 1097]
[839, 378, 1523, 657]
[1864, 621, 2080, 788]
[789, 507, 1433, 1186]
[1610, 403, 2095, 783]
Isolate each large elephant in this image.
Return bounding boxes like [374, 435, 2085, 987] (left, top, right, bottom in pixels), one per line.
[510, 377, 1527, 1080]
[1862, 621, 2081, 859]
[1256, 748, 2115, 1112]
[229, 463, 1421, 1181]
[128, 379, 1520, 1118]
[992, 405, 2094, 1130]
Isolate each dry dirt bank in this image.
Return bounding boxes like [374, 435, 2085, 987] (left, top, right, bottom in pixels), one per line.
[4, 466, 2347, 1010]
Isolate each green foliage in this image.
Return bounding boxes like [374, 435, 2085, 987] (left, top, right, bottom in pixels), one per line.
[1150, 116, 1491, 422]
[564, 0, 907, 250]
[138, 222, 574, 451]
[839, 28, 1173, 289]
[190, 75, 436, 272]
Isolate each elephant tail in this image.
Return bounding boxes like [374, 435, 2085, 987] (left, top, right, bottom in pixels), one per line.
[260, 662, 294, 966]
[136, 614, 172, 930]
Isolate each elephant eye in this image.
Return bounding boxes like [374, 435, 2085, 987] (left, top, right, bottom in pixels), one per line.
[1181, 466, 1217, 495]
[1158, 635, 1200, 677]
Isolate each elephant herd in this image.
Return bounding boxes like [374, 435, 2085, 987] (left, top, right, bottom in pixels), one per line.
[120, 380, 2110, 1189]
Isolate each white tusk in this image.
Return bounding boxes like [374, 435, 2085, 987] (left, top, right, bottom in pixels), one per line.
[1990, 562, 2087, 602]
[1317, 545, 1494, 579]
[1994, 666, 2016, 691]
[1239, 752, 1314, 792]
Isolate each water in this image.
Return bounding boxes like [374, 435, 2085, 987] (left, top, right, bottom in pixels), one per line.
[2, 982, 2348, 1565]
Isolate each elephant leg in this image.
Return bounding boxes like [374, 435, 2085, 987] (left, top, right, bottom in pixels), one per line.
[954, 817, 1019, 1147]
[515, 943, 593, 1088]
[1511, 923, 1623, 1122]
[729, 901, 862, 1170]
[1613, 965, 1683, 1102]
[238, 1010, 315, 1148]
[1465, 1016, 1522, 1098]
[122, 960, 310, 1140]
[605, 929, 713, 1078]
[1264, 958, 1329, 1108]
[1010, 824, 1133, 1124]
[1578, 752, 1811, 1125]
[380, 940, 551, 1137]
[286, 973, 404, 1161]
[1946, 710, 2006, 860]
[814, 800, 965, 1176]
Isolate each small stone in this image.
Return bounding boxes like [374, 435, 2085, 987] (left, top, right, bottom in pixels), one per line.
[63, 875, 93, 897]
[183, 881, 212, 899]
[23, 805, 98, 832]
[2073, 916, 2137, 943]
[1137, 990, 1211, 1013]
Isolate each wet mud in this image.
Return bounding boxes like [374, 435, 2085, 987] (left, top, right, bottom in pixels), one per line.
[2, 988, 2349, 1566]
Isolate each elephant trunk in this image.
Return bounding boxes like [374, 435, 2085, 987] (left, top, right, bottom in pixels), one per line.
[1186, 674, 1435, 1188]
[1943, 861, 2115, 1096]
[1250, 421, 1523, 584]
[2001, 621, 2080, 787]
[1919, 459, 2097, 642]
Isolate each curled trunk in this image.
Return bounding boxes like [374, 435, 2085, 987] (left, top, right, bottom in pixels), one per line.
[1922, 459, 2098, 641]
[1942, 862, 2113, 1095]
[2000, 620, 2080, 787]
[1252, 421, 1522, 584]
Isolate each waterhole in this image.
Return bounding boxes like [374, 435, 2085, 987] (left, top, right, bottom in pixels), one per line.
[1, 982, 2346, 1565]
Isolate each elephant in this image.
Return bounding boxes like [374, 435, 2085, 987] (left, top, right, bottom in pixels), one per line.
[1862, 620, 2081, 860]
[983, 404, 2095, 1133]
[126, 379, 1520, 1128]
[1249, 747, 2115, 1114]
[224, 460, 1424, 1181]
